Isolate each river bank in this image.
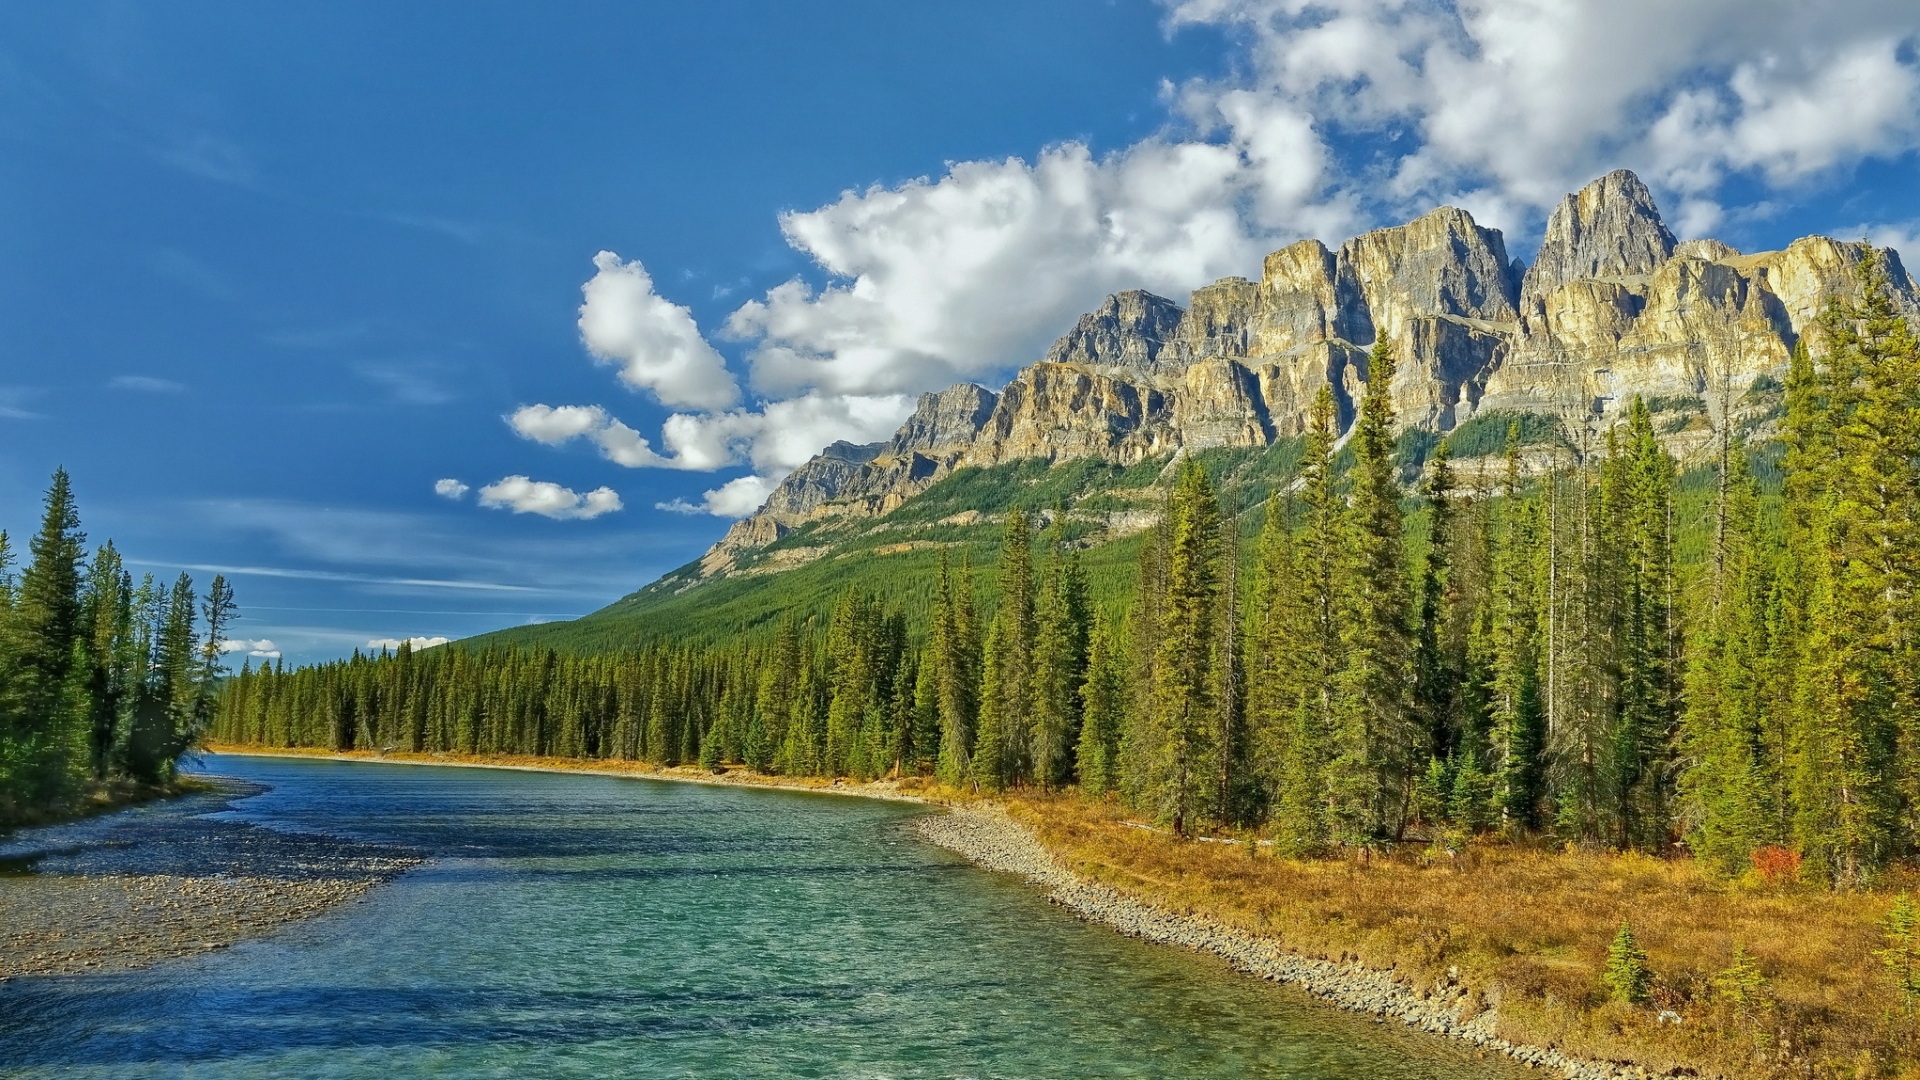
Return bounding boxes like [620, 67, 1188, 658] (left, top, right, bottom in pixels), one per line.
[0, 776, 419, 980]
[915, 803, 1653, 1080]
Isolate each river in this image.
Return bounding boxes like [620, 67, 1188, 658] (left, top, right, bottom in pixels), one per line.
[0, 754, 1531, 1078]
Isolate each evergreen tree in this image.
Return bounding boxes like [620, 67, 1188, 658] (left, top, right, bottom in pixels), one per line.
[2, 469, 87, 807]
[1330, 339, 1416, 842]
[977, 509, 1037, 788]
[1031, 512, 1091, 790]
[1076, 617, 1124, 797]
[1140, 456, 1222, 835]
[1487, 425, 1546, 832]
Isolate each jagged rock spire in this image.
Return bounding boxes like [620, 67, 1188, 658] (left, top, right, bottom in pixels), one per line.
[1520, 169, 1676, 319]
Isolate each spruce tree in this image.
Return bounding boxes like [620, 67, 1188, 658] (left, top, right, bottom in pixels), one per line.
[2, 469, 88, 806]
[1487, 425, 1545, 832]
[1330, 339, 1416, 843]
[1031, 512, 1090, 790]
[1143, 456, 1222, 835]
[1076, 618, 1124, 797]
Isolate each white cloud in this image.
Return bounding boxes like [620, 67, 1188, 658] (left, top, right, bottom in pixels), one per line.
[578, 252, 741, 410]
[1859, 220, 1920, 261]
[433, 478, 470, 500]
[477, 475, 623, 520]
[509, 393, 909, 505]
[507, 404, 668, 468]
[722, 141, 1311, 402]
[697, 475, 782, 518]
[366, 636, 452, 652]
[1167, 0, 1920, 229]
[219, 638, 281, 659]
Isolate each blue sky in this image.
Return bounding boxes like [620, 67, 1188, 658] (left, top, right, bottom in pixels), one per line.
[2, 2, 1917, 664]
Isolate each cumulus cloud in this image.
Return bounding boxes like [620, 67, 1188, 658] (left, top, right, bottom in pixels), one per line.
[1169, 0, 1920, 228]
[219, 638, 281, 658]
[367, 636, 452, 651]
[579, 252, 740, 410]
[433, 478, 470, 500]
[507, 404, 668, 468]
[477, 476, 623, 520]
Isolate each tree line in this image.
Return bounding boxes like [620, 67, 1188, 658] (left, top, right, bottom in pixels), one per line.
[1, 469, 235, 824]
[215, 259, 1920, 887]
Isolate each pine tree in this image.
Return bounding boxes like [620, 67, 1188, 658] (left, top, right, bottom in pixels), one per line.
[933, 552, 979, 785]
[1076, 618, 1124, 797]
[1264, 388, 1345, 854]
[1604, 921, 1653, 1005]
[1487, 425, 1545, 832]
[1681, 440, 1773, 874]
[2, 469, 88, 807]
[1330, 339, 1416, 843]
[1142, 456, 1222, 835]
[1031, 512, 1090, 790]
[979, 509, 1036, 787]
[1610, 398, 1679, 851]
[1786, 256, 1917, 884]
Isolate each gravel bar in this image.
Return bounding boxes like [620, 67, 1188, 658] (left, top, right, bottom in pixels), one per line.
[0, 776, 419, 980]
[916, 804, 1664, 1080]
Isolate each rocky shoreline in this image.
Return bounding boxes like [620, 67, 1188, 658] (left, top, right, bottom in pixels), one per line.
[915, 804, 1658, 1080]
[0, 776, 419, 980]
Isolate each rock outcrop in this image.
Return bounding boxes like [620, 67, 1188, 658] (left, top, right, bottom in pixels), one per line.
[695, 169, 1920, 581]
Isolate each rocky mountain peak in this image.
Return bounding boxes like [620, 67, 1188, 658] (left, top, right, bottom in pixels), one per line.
[1041, 289, 1184, 372]
[1521, 169, 1676, 319]
[887, 383, 999, 457]
[1337, 204, 1519, 346]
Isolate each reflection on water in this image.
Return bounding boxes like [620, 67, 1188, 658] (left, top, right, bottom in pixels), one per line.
[0, 755, 1531, 1079]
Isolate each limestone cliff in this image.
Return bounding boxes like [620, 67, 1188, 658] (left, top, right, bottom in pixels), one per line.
[697, 169, 1919, 581]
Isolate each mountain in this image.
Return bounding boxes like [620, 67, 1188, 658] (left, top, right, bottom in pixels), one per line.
[475, 169, 1917, 649]
[691, 169, 1915, 580]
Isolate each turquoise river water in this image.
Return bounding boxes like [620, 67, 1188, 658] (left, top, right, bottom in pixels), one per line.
[0, 754, 1532, 1078]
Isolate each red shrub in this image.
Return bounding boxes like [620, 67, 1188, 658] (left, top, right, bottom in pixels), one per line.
[1752, 845, 1801, 884]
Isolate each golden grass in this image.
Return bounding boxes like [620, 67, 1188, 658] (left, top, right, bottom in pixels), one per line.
[1010, 795, 1917, 1079]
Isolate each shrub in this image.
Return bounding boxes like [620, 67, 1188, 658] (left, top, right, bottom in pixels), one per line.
[1751, 845, 1801, 885]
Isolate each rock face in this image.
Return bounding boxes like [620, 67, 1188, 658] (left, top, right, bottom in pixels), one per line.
[697, 169, 1920, 580]
[1520, 169, 1675, 323]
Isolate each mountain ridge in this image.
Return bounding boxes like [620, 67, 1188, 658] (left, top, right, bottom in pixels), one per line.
[691, 168, 1915, 584]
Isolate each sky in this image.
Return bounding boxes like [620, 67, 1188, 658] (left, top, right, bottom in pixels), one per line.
[2, 1, 1917, 665]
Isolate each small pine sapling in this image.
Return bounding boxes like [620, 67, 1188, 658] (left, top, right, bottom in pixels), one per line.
[1875, 895, 1920, 1018]
[1603, 921, 1652, 1005]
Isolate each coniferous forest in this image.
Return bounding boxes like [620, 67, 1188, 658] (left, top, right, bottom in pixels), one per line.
[215, 260, 1920, 888]
[0, 469, 234, 825]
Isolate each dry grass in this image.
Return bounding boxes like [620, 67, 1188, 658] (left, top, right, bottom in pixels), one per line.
[1012, 795, 1917, 1079]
